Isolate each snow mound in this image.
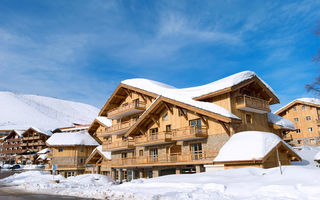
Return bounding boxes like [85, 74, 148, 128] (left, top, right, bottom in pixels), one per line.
[292, 146, 320, 167]
[0, 91, 99, 130]
[46, 131, 99, 146]
[315, 151, 320, 161]
[214, 131, 295, 162]
[268, 113, 295, 130]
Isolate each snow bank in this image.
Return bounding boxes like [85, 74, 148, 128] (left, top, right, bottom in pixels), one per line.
[268, 112, 295, 130]
[1, 166, 320, 200]
[46, 131, 99, 146]
[292, 146, 320, 167]
[214, 131, 296, 162]
[0, 91, 99, 130]
[315, 151, 320, 161]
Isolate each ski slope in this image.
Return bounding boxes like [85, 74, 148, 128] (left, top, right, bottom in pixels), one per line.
[0, 91, 99, 130]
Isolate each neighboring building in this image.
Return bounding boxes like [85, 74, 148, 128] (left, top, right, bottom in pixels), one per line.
[46, 131, 99, 177]
[52, 123, 91, 133]
[88, 117, 112, 144]
[275, 98, 320, 146]
[91, 71, 293, 181]
[213, 131, 301, 169]
[1, 130, 24, 164]
[36, 148, 50, 164]
[85, 145, 111, 175]
[0, 130, 11, 138]
[0, 136, 5, 165]
[21, 127, 52, 154]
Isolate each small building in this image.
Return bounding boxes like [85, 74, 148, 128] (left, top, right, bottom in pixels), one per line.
[36, 148, 50, 164]
[46, 131, 99, 177]
[213, 131, 301, 169]
[1, 130, 24, 164]
[52, 123, 91, 133]
[85, 145, 111, 175]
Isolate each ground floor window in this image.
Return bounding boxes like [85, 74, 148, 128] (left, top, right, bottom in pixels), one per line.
[190, 143, 202, 160]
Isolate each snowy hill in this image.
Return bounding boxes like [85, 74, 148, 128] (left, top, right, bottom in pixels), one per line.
[0, 91, 99, 130]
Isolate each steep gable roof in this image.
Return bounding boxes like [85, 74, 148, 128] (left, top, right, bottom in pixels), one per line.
[275, 98, 320, 115]
[88, 116, 112, 134]
[22, 127, 52, 137]
[86, 145, 111, 164]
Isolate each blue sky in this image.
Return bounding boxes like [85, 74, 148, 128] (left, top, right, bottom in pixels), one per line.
[0, 0, 319, 111]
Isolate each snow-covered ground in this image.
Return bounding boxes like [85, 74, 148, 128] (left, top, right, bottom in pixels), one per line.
[0, 146, 319, 200]
[0, 91, 99, 130]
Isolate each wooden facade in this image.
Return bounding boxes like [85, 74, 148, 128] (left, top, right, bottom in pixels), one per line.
[21, 128, 50, 154]
[47, 145, 97, 177]
[85, 146, 111, 175]
[275, 99, 320, 146]
[90, 72, 293, 181]
[0, 130, 24, 164]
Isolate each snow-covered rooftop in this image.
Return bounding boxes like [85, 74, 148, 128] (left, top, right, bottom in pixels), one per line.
[96, 116, 112, 127]
[268, 113, 295, 130]
[46, 131, 99, 146]
[29, 127, 52, 137]
[37, 148, 50, 154]
[122, 71, 276, 99]
[214, 131, 296, 162]
[276, 98, 320, 114]
[37, 154, 47, 160]
[122, 71, 272, 120]
[90, 145, 111, 160]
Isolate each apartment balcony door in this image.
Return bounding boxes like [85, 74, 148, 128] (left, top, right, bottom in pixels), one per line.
[189, 119, 202, 134]
[150, 148, 158, 162]
[150, 128, 158, 141]
[190, 143, 202, 160]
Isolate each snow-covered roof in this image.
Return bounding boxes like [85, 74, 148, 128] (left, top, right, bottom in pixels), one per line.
[46, 131, 99, 146]
[314, 151, 320, 161]
[96, 116, 112, 127]
[214, 131, 297, 162]
[90, 145, 111, 160]
[268, 113, 295, 130]
[37, 154, 47, 160]
[29, 127, 52, 137]
[121, 71, 276, 120]
[122, 71, 277, 99]
[37, 148, 50, 154]
[275, 98, 320, 114]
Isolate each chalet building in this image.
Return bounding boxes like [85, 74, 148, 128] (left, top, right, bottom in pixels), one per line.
[85, 145, 111, 175]
[91, 71, 294, 181]
[0, 130, 11, 138]
[36, 148, 50, 164]
[1, 130, 24, 164]
[0, 137, 5, 164]
[21, 127, 52, 154]
[88, 117, 112, 143]
[275, 98, 320, 146]
[46, 131, 99, 177]
[213, 131, 301, 169]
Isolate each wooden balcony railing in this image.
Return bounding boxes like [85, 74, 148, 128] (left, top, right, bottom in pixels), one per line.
[21, 143, 28, 146]
[171, 126, 208, 141]
[236, 95, 270, 113]
[102, 140, 135, 151]
[107, 101, 146, 119]
[6, 138, 21, 142]
[111, 150, 218, 167]
[103, 119, 137, 136]
[135, 131, 173, 146]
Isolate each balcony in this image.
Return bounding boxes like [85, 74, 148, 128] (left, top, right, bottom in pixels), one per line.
[21, 143, 28, 146]
[103, 119, 136, 136]
[171, 126, 208, 141]
[102, 140, 135, 152]
[111, 150, 218, 167]
[235, 95, 270, 113]
[135, 131, 173, 146]
[107, 101, 146, 119]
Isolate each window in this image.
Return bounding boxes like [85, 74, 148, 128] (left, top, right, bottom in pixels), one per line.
[150, 148, 158, 162]
[162, 113, 168, 121]
[178, 108, 187, 116]
[150, 128, 158, 140]
[306, 116, 311, 121]
[297, 140, 302, 144]
[296, 129, 301, 133]
[294, 118, 299, 122]
[293, 106, 297, 111]
[302, 105, 306, 110]
[80, 158, 84, 164]
[189, 119, 201, 126]
[308, 127, 313, 132]
[139, 150, 143, 157]
[166, 125, 171, 132]
[80, 147, 84, 152]
[121, 152, 127, 159]
[245, 114, 252, 124]
[58, 148, 63, 152]
[190, 143, 202, 160]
